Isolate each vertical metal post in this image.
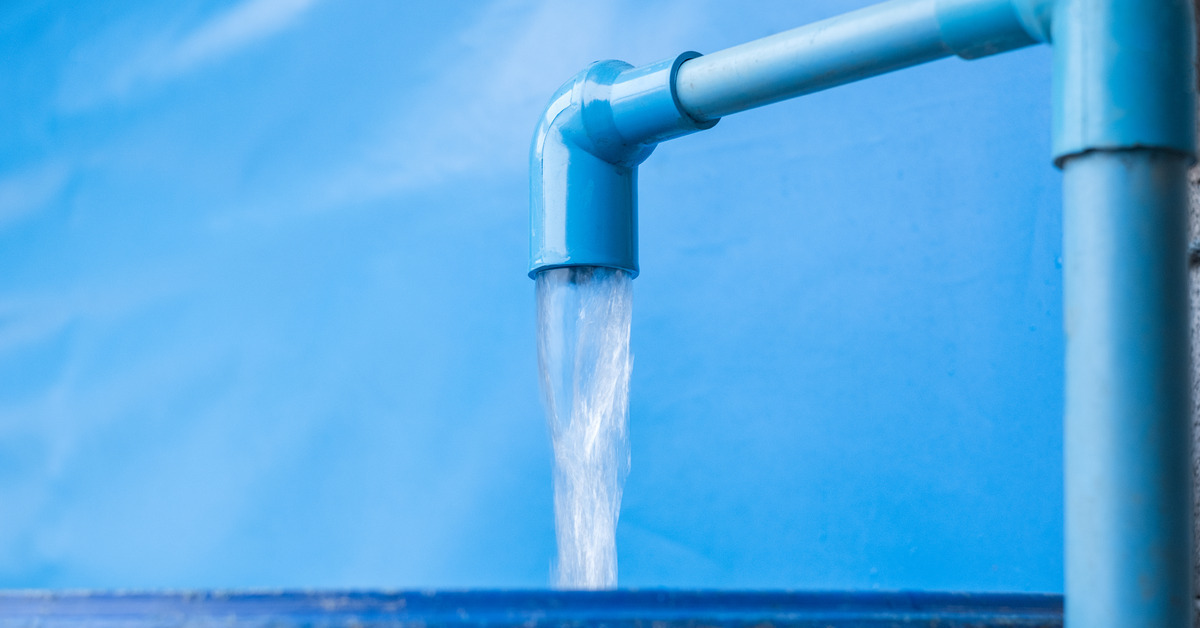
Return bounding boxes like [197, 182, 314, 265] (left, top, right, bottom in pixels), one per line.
[1056, 0, 1197, 625]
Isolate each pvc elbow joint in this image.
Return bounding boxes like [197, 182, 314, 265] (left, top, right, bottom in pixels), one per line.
[529, 52, 718, 279]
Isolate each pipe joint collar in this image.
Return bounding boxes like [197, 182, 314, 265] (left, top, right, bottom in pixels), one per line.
[609, 51, 719, 145]
[1052, 0, 1196, 165]
[547, 53, 719, 168]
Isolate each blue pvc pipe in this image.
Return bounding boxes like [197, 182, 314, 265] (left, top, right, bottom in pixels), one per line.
[528, 2, 1198, 625]
[1061, 150, 1193, 628]
[529, 54, 715, 278]
[530, 0, 1051, 278]
[530, 0, 1056, 279]
[1052, 0, 1196, 163]
[674, 0, 1045, 121]
[1053, 1, 1196, 626]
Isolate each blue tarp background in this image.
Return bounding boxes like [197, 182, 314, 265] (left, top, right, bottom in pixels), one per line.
[0, 0, 1062, 590]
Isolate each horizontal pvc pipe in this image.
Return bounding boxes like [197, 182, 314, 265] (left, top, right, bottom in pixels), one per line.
[674, 0, 948, 121]
[674, 0, 1043, 121]
[532, 0, 1051, 277]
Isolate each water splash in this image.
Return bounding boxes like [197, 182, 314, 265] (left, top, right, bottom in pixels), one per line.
[536, 266, 633, 589]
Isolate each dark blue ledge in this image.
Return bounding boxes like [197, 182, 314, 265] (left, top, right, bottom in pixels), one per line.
[0, 590, 1062, 627]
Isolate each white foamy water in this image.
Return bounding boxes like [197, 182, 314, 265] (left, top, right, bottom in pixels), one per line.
[536, 266, 633, 589]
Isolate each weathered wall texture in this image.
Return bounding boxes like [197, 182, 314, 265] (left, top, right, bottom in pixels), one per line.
[1186, 136, 1200, 628]
[1190, 10, 1200, 624]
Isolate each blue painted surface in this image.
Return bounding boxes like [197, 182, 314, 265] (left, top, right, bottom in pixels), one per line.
[0, 591, 1063, 627]
[0, 0, 1062, 591]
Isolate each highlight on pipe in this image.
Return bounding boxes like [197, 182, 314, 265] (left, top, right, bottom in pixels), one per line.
[528, 52, 718, 279]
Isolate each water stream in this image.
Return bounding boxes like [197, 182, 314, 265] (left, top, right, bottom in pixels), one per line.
[535, 266, 633, 589]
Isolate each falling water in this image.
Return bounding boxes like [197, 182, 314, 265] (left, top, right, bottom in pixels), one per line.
[536, 266, 633, 589]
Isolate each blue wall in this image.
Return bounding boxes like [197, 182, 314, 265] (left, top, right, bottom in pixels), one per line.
[0, 0, 1062, 591]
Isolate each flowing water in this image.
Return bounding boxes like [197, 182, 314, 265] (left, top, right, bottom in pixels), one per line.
[535, 266, 633, 589]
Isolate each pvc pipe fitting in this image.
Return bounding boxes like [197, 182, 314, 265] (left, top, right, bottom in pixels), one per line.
[528, 53, 717, 278]
[1051, 0, 1197, 165]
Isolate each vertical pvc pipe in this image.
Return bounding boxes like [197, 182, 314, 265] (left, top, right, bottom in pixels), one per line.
[1062, 150, 1193, 628]
[1055, 0, 1196, 625]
